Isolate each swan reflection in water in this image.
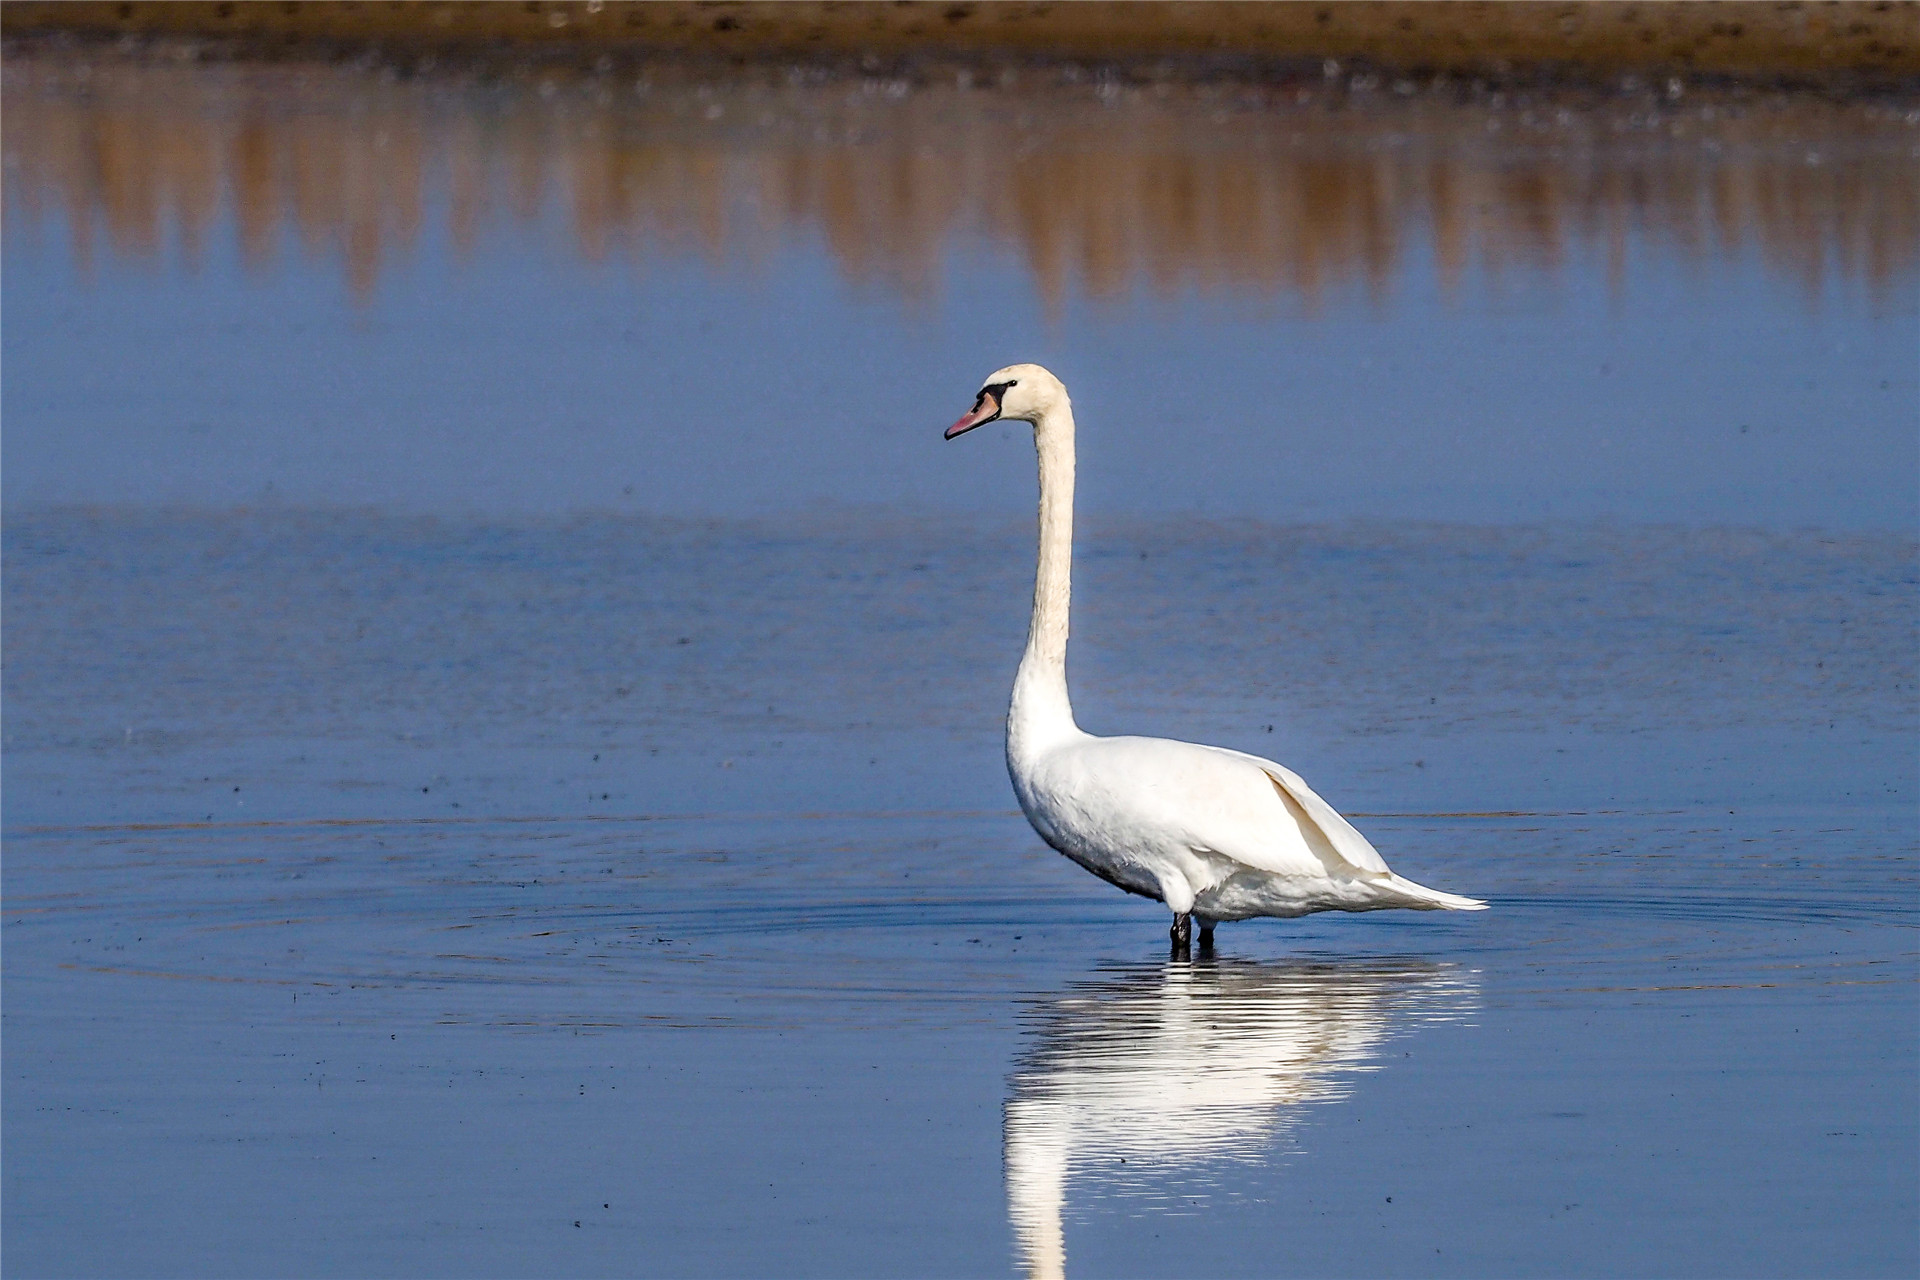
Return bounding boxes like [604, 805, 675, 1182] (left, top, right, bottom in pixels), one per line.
[1005, 958, 1476, 1279]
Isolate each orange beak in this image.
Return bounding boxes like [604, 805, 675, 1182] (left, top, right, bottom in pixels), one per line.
[945, 389, 1002, 439]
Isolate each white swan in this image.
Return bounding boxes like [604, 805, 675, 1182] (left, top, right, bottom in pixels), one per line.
[944, 364, 1486, 949]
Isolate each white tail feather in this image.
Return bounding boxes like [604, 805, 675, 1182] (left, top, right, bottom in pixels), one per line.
[1383, 874, 1489, 911]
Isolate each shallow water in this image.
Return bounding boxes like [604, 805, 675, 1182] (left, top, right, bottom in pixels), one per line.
[4, 49, 1917, 1279]
[5, 510, 1914, 1277]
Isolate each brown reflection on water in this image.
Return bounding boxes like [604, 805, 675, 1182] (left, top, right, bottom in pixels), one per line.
[4, 52, 1915, 307]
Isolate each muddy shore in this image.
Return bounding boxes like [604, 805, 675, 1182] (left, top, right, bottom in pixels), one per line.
[4, 1, 1917, 83]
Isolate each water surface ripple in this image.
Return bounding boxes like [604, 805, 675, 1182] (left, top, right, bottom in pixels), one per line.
[3, 45, 1915, 1280]
[4, 511, 1913, 1277]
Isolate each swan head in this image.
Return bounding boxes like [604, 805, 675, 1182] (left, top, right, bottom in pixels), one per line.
[945, 363, 1068, 439]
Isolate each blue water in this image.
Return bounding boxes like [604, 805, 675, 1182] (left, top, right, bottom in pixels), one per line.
[3, 50, 1916, 1278]
[4, 55, 1915, 529]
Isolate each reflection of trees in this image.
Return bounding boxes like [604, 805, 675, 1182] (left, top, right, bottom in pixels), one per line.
[1004, 959, 1475, 1280]
[4, 52, 1913, 308]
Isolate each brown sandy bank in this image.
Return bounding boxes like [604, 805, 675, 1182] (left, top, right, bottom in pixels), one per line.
[4, 2, 1916, 81]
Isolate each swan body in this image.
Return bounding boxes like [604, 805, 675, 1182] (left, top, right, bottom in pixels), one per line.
[945, 363, 1485, 940]
[1012, 734, 1483, 919]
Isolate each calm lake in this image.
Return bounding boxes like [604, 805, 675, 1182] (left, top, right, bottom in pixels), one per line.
[3, 47, 1916, 1278]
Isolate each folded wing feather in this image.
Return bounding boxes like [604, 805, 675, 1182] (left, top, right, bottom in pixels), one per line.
[1256, 757, 1393, 876]
[1194, 745, 1393, 879]
[1053, 736, 1395, 885]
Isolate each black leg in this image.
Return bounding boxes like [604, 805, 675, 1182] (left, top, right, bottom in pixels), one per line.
[1197, 919, 1215, 958]
[1170, 911, 1191, 958]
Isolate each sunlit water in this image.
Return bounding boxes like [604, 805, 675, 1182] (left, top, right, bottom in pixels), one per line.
[3, 49, 1916, 1278]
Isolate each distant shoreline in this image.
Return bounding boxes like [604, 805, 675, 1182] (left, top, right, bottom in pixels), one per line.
[4, 1, 1917, 85]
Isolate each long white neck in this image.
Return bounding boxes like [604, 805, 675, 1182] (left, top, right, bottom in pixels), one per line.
[1008, 400, 1081, 763]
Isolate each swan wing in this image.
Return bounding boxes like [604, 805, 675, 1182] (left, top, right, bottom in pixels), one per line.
[1207, 746, 1393, 875]
[1207, 743, 1487, 910]
[1045, 736, 1386, 881]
